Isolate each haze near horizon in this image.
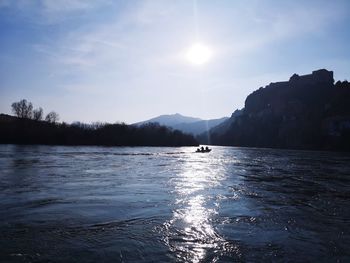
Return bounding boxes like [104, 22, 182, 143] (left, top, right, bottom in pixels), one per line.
[1, 0, 350, 124]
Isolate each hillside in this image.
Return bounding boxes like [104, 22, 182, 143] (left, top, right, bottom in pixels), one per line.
[134, 113, 202, 127]
[134, 113, 228, 135]
[172, 117, 229, 135]
[215, 110, 243, 135]
[200, 69, 350, 151]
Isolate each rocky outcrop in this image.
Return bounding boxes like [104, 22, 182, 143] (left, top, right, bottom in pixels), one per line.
[245, 69, 334, 116]
[201, 69, 350, 151]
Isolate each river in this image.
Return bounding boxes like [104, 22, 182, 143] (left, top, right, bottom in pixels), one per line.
[0, 145, 349, 262]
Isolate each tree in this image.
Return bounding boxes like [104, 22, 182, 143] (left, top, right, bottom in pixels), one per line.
[11, 99, 33, 119]
[33, 107, 44, 121]
[45, 111, 59, 123]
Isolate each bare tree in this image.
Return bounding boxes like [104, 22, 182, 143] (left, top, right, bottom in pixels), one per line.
[11, 99, 33, 119]
[33, 107, 44, 121]
[45, 111, 59, 123]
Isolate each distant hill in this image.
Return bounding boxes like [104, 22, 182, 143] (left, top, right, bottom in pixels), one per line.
[134, 113, 229, 135]
[199, 69, 350, 151]
[201, 110, 243, 138]
[173, 117, 229, 135]
[134, 113, 201, 127]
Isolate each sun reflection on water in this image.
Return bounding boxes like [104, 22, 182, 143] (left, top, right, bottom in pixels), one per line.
[162, 152, 238, 262]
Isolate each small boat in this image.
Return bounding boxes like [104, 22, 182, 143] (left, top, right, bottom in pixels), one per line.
[195, 147, 211, 153]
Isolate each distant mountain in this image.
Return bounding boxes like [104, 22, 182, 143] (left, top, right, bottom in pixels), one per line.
[134, 113, 202, 127]
[199, 69, 350, 151]
[173, 117, 229, 135]
[197, 110, 243, 144]
[207, 110, 243, 135]
[134, 113, 229, 135]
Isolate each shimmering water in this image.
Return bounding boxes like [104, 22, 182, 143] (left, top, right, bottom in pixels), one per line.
[0, 145, 349, 262]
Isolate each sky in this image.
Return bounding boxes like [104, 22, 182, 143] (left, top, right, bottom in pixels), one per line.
[0, 0, 350, 124]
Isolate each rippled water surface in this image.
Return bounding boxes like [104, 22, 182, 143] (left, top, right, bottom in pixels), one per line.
[1, 145, 350, 262]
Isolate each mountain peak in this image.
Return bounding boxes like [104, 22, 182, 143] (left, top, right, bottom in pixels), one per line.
[134, 113, 202, 127]
[134, 114, 229, 135]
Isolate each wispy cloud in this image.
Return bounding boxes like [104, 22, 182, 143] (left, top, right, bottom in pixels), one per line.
[0, 0, 10, 8]
[209, 0, 347, 59]
[0, 0, 113, 24]
[1, 0, 349, 122]
[32, 0, 349, 91]
[33, 2, 177, 71]
[41, 0, 103, 13]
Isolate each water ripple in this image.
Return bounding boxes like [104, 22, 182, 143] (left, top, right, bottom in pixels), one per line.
[0, 145, 349, 262]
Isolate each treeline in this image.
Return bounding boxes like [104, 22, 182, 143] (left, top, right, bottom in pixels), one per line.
[0, 100, 198, 147]
[11, 99, 59, 123]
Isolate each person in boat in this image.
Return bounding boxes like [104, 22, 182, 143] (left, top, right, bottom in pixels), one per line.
[196, 146, 203, 152]
[196, 146, 211, 152]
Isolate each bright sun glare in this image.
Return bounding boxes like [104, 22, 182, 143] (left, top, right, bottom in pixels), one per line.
[186, 43, 212, 65]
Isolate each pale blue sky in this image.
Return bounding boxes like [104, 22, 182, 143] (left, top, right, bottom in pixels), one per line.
[0, 0, 349, 124]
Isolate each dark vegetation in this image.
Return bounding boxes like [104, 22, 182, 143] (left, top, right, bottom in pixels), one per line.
[11, 99, 59, 123]
[0, 100, 198, 147]
[199, 69, 350, 151]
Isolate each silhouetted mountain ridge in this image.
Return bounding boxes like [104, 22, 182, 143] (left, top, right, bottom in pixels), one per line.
[199, 69, 350, 151]
[172, 117, 229, 135]
[134, 113, 229, 135]
[134, 113, 201, 127]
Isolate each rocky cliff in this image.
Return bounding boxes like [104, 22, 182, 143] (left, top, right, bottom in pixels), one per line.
[201, 69, 350, 151]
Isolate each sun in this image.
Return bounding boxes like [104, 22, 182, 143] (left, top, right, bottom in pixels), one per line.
[186, 43, 212, 65]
